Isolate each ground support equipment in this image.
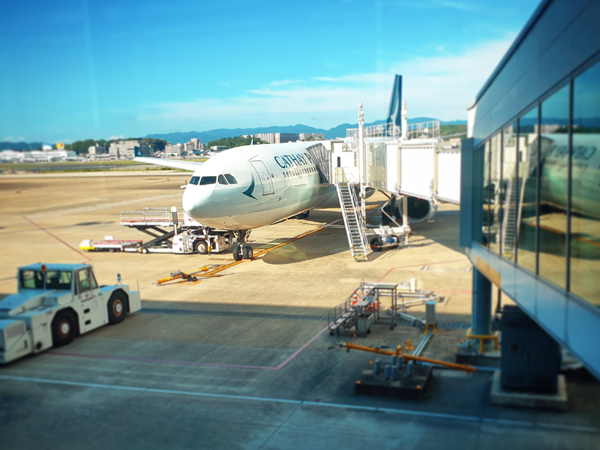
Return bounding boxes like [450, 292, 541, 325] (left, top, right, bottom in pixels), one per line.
[340, 341, 476, 400]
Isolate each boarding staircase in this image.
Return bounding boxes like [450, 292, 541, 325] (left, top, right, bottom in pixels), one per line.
[336, 182, 369, 262]
[501, 177, 523, 257]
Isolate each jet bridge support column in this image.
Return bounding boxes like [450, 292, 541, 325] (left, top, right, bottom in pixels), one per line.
[471, 267, 492, 338]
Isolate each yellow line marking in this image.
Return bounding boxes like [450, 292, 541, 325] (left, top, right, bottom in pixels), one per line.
[159, 202, 385, 284]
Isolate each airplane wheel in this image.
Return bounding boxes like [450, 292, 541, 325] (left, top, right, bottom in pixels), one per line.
[108, 291, 128, 324]
[51, 310, 77, 347]
[243, 245, 253, 260]
[194, 240, 208, 255]
[232, 242, 243, 261]
[370, 237, 383, 252]
[301, 210, 310, 219]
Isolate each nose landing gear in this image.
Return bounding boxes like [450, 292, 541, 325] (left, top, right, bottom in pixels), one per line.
[232, 230, 253, 261]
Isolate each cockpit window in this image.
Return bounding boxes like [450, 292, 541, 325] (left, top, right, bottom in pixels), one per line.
[199, 176, 216, 185]
[218, 175, 228, 185]
[189, 176, 200, 185]
[225, 174, 237, 184]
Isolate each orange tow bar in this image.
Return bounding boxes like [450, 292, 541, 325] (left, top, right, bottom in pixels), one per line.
[339, 341, 476, 373]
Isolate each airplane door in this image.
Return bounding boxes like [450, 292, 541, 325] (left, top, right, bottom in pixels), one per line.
[250, 160, 274, 195]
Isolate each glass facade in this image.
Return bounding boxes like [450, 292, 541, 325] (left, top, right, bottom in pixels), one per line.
[570, 62, 600, 305]
[517, 107, 539, 274]
[538, 84, 570, 289]
[475, 59, 600, 307]
[481, 140, 491, 246]
[501, 123, 517, 260]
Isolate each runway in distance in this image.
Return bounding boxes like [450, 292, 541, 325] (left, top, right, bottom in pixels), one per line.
[135, 141, 337, 260]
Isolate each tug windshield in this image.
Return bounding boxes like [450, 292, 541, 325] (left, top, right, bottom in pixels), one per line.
[20, 270, 73, 290]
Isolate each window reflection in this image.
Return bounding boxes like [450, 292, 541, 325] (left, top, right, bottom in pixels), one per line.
[517, 107, 539, 274]
[481, 140, 492, 246]
[489, 133, 502, 253]
[570, 61, 600, 305]
[501, 123, 517, 260]
[538, 84, 569, 289]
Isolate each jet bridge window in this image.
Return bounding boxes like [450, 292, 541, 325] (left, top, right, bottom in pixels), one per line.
[224, 174, 237, 184]
[189, 176, 200, 185]
[199, 176, 216, 185]
[218, 175, 228, 185]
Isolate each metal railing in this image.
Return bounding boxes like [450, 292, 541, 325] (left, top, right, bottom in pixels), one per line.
[120, 207, 185, 226]
[347, 120, 441, 143]
[405, 120, 440, 140]
[365, 123, 401, 141]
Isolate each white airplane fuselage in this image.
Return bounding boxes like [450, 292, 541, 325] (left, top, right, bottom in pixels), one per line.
[182, 142, 336, 230]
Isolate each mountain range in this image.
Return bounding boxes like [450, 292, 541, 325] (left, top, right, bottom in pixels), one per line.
[145, 117, 467, 144]
[0, 117, 467, 150]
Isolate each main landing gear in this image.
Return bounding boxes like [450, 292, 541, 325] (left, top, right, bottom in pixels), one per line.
[232, 230, 253, 261]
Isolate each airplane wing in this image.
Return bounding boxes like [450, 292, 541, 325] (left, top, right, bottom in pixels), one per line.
[134, 157, 203, 172]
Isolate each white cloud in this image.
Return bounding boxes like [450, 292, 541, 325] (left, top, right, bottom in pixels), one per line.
[109, 135, 125, 140]
[269, 79, 304, 86]
[3, 136, 26, 142]
[139, 37, 515, 128]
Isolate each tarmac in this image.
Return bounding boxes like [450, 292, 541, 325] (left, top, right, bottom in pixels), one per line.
[0, 172, 598, 450]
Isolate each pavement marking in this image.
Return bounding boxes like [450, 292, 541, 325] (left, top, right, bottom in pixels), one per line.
[161, 217, 346, 285]
[1, 374, 598, 434]
[377, 258, 469, 282]
[49, 326, 330, 371]
[22, 215, 93, 261]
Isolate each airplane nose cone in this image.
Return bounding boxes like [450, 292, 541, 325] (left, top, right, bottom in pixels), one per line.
[182, 186, 213, 218]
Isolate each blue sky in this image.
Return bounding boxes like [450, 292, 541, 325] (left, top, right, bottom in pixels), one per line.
[0, 0, 541, 143]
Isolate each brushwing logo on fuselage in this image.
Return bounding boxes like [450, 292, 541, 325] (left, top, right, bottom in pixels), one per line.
[243, 173, 257, 200]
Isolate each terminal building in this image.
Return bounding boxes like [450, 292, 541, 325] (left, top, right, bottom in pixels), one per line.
[460, 0, 600, 379]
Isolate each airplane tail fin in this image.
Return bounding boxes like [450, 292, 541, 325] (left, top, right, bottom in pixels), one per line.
[386, 74, 402, 128]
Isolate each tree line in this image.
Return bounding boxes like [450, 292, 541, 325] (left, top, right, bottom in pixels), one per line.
[205, 136, 265, 149]
[64, 138, 168, 154]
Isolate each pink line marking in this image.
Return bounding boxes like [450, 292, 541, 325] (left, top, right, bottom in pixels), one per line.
[275, 326, 329, 369]
[0, 279, 16, 286]
[23, 216, 92, 261]
[377, 258, 468, 282]
[50, 326, 330, 371]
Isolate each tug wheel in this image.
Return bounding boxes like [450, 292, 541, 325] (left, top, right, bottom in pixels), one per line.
[51, 310, 77, 347]
[194, 240, 209, 255]
[108, 291, 128, 325]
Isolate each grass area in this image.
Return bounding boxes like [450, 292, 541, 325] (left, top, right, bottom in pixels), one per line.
[440, 124, 467, 137]
[0, 157, 210, 173]
[0, 160, 144, 171]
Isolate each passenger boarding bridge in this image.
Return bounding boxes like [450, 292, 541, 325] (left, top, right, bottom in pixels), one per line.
[326, 100, 462, 261]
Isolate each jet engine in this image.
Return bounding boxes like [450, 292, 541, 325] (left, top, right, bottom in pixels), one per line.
[382, 195, 438, 225]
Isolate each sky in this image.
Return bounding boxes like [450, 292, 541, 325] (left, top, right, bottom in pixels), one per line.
[0, 0, 541, 143]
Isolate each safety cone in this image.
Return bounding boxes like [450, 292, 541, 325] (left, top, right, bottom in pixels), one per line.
[352, 292, 358, 305]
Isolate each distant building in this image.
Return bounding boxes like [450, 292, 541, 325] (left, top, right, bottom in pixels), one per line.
[0, 150, 24, 162]
[299, 133, 324, 141]
[165, 143, 184, 157]
[209, 145, 227, 152]
[254, 133, 299, 144]
[109, 140, 140, 159]
[19, 150, 77, 162]
[138, 142, 153, 157]
[184, 138, 204, 154]
[88, 145, 108, 156]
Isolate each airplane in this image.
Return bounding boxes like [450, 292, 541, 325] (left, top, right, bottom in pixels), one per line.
[135, 75, 439, 261]
[135, 142, 338, 261]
